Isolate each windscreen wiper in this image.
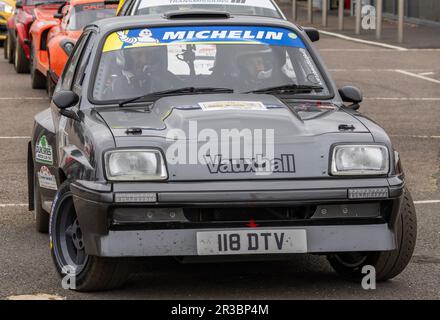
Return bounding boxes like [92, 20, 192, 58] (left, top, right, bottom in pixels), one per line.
[244, 84, 324, 95]
[119, 87, 234, 107]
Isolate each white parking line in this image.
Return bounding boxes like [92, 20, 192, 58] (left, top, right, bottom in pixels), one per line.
[318, 30, 408, 51]
[390, 135, 440, 139]
[415, 200, 440, 205]
[419, 72, 435, 76]
[0, 204, 27, 208]
[328, 68, 431, 72]
[0, 136, 31, 139]
[364, 97, 440, 101]
[0, 97, 48, 100]
[395, 69, 440, 84]
[320, 49, 393, 52]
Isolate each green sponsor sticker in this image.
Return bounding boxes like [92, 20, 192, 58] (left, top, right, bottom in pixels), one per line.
[35, 135, 53, 165]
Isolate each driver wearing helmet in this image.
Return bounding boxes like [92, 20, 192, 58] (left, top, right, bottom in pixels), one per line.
[235, 46, 274, 91]
[112, 46, 182, 98]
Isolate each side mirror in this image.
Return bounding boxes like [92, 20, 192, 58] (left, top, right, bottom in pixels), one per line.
[304, 27, 320, 42]
[54, 13, 64, 19]
[53, 91, 81, 121]
[15, 1, 23, 9]
[53, 91, 79, 109]
[339, 86, 363, 110]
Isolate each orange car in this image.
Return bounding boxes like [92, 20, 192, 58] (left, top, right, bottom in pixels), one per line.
[29, 0, 117, 94]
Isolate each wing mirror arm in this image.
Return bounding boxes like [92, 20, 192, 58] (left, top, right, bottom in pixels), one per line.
[53, 91, 81, 121]
[59, 109, 81, 121]
[338, 86, 363, 111]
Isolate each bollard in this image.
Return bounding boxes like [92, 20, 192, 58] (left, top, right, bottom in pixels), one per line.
[308, 0, 313, 24]
[398, 0, 404, 43]
[292, 0, 297, 22]
[338, 0, 344, 30]
[322, 0, 328, 27]
[376, 0, 383, 39]
[355, 0, 362, 35]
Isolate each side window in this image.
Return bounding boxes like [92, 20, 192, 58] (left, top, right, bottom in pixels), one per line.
[61, 32, 90, 90]
[72, 33, 97, 94]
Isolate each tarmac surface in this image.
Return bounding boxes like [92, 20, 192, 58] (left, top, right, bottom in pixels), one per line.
[0, 32, 439, 300]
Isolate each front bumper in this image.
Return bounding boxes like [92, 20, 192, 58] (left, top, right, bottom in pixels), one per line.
[71, 177, 404, 257]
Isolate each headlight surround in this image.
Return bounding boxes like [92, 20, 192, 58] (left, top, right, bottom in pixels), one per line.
[331, 145, 389, 176]
[105, 149, 168, 181]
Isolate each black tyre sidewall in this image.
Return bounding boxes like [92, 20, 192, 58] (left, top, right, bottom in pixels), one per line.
[14, 40, 29, 73]
[328, 188, 417, 281]
[49, 182, 93, 286]
[7, 31, 14, 64]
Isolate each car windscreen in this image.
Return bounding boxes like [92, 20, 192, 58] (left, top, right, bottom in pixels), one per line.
[67, 3, 117, 31]
[134, 0, 282, 19]
[92, 26, 330, 103]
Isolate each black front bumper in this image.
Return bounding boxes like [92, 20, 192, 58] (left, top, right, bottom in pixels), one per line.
[71, 177, 404, 257]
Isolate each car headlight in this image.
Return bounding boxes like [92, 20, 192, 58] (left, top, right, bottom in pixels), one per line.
[105, 149, 168, 181]
[62, 41, 75, 55]
[331, 145, 389, 176]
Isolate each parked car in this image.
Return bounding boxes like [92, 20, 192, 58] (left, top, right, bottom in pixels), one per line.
[28, 12, 416, 291]
[0, 0, 15, 48]
[29, 0, 117, 95]
[6, 0, 65, 73]
[117, 0, 287, 20]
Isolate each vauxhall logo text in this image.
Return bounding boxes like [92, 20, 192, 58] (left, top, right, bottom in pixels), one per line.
[205, 154, 295, 174]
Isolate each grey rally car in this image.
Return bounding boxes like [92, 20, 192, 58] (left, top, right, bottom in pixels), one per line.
[28, 12, 417, 291]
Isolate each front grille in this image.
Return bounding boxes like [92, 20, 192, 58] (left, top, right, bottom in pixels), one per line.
[0, 24, 7, 34]
[183, 206, 316, 223]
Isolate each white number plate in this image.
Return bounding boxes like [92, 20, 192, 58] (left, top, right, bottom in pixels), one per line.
[197, 230, 307, 256]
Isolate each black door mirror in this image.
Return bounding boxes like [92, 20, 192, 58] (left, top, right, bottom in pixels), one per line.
[304, 27, 320, 42]
[54, 13, 64, 19]
[15, 1, 23, 9]
[53, 91, 81, 120]
[339, 86, 363, 110]
[53, 91, 79, 109]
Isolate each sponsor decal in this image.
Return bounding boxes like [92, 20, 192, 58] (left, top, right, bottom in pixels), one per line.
[103, 26, 305, 52]
[205, 154, 295, 174]
[35, 135, 53, 165]
[37, 166, 58, 190]
[139, 0, 277, 10]
[199, 101, 267, 111]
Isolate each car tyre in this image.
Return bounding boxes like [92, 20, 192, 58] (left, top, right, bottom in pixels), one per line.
[30, 44, 46, 89]
[3, 37, 7, 59]
[7, 31, 14, 64]
[14, 39, 30, 73]
[50, 181, 131, 292]
[34, 172, 50, 233]
[327, 188, 417, 281]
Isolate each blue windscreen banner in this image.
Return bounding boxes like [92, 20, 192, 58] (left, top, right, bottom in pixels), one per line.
[103, 26, 306, 52]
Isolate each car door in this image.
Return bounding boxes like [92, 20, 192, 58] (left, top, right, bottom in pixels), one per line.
[53, 31, 98, 183]
[33, 31, 92, 210]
